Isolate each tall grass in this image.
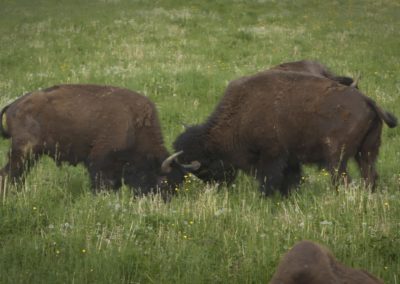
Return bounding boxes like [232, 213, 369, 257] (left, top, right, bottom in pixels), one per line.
[0, 0, 399, 283]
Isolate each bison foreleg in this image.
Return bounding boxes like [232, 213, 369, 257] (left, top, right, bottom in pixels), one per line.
[86, 158, 122, 193]
[256, 157, 288, 196]
[87, 166, 122, 193]
[280, 162, 302, 196]
[86, 148, 124, 193]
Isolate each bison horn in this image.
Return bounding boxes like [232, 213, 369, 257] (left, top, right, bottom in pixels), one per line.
[161, 151, 184, 173]
[161, 151, 202, 173]
[350, 74, 360, 88]
[180, 160, 201, 171]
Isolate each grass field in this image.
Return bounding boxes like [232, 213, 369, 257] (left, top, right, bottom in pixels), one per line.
[0, 0, 399, 283]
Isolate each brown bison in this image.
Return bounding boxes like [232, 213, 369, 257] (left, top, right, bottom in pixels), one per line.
[0, 84, 193, 195]
[173, 70, 397, 195]
[270, 240, 383, 284]
[271, 60, 358, 87]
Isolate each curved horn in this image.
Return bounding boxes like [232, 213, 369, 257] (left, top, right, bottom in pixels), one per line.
[161, 151, 183, 173]
[350, 74, 360, 88]
[181, 160, 201, 171]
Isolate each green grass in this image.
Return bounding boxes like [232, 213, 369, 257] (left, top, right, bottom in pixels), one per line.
[1, 0, 399, 283]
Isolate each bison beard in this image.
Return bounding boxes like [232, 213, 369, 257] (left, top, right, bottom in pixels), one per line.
[269, 240, 383, 284]
[173, 71, 397, 196]
[0, 84, 186, 196]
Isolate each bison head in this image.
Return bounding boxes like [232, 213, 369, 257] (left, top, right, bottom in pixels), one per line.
[159, 152, 191, 195]
[172, 125, 237, 185]
[114, 150, 185, 199]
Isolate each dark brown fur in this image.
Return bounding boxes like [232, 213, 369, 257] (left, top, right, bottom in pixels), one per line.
[271, 60, 356, 87]
[173, 71, 397, 195]
[0, 84, 185, 195]
[270, 240, 383, 284]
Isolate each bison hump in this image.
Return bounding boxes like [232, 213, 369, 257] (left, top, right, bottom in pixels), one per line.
[134, 103, 154, 127]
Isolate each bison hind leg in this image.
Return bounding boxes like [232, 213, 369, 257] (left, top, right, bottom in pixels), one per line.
[0, 144, 40, 189]
[326, 158, 351, 189]
[355, 118, 382, 191]
[323, 139, 352, 189]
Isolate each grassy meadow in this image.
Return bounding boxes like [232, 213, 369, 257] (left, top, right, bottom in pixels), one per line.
[0, 0, 399, 283]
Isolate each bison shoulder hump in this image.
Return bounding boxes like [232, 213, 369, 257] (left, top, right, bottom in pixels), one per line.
[134, 102, 155, 127]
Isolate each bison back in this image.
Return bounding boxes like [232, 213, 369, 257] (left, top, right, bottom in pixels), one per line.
[4, 84, 166, 161]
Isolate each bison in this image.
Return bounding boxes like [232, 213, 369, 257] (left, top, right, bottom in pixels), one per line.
[0, 84, 194, 196]
[173, 70, 397, 196]
[271, 60, 358, 87]
[269, 240, 383, 284]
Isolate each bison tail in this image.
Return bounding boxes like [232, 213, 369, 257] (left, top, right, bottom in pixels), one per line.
[365, 96, 398, 128]
[382, 111, 398, 128]
[0, 104, 11, 139]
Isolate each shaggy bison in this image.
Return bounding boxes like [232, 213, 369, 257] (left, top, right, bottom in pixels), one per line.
[0, 84, 193, 195]
[173, 70, 397, 196]
[270, 240, 383, 284]
[271, 60, 358, 87]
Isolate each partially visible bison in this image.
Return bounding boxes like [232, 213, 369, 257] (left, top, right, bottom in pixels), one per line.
[270, 240, 383, 284]
[173, 70, 397, 196]
[0, 84, 193, 196]
[271, 60, 358, 87]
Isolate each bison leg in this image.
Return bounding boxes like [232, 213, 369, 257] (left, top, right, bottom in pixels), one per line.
[0, 146, 38, 188]
[256, 156, 287, 196]
[86, 157, 122, 193]
[323, 140, 351, 188]
[87, 168, 103, 193]
[87, 165, 122, 193]
[327, 159, 350, 189]
[280, 162, 302, 196]
[88, 169, 122, 193]
[355, 120, 381, 191]
[356, 154, 378, 190]
[86, 146, 124, 193]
